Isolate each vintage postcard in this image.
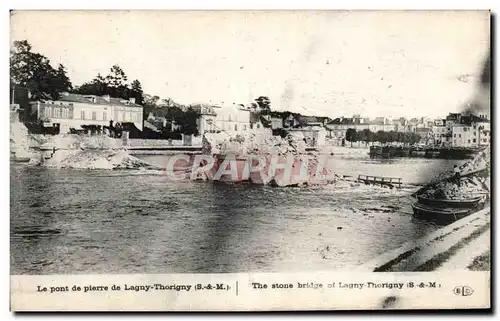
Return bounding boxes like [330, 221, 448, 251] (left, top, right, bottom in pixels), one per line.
[9, 10, 491, 311]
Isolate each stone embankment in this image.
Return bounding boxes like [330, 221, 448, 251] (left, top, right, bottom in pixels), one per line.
[356, 207, 490, 272]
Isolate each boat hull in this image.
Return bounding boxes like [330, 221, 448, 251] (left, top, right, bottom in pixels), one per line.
[416, 195, 483, 208]
[411, 202, 474, 225]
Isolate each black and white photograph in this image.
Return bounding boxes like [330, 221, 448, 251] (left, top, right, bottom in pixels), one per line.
[9, 10, 491, 310]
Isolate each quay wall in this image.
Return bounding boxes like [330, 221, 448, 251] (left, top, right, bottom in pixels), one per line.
[356, 207, 490, 272]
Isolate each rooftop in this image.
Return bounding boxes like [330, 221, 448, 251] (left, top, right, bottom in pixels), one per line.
[46, 92, 143, 108]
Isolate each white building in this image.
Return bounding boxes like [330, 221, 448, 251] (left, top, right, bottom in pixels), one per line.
[474, 118, 491, 147]
[451, 124, 473, 147]
[450, 114, 490, 148]
[431, 118, 448, 147]
[213, 104, 251, 134]
[191, 104, 218, 135]
[29, 92, 144, 133]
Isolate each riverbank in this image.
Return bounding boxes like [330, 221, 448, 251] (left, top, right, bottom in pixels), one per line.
[320, 146, 369, 157]
[468, 251, 491, 271]
[357, 207, 491, 272]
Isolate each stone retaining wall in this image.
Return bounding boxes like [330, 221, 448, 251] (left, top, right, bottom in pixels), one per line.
[356, 207, 491, 272]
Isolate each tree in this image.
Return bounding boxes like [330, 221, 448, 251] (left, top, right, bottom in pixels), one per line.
[10, 40, 72, 101]
[409, 133, 422, 145]
[143, 94, 160, 107]
[130, 79, 144, 105]
[376, 130, 388, 144]
[345, 128, 358, 147]
[176, 107, 200, 136]
[73, 64, 139, 102]
[388, 130, 399, 144]
[106, 64, 128, 88]
[397, 132, 405, 144]
[53, 64, 72, 92]
[254, 96, 271, 115]
[361, 128, 373, 146]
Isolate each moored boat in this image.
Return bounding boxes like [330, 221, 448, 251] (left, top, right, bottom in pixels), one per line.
[416, 195, 484, 209]
[411, 202, 477, 225]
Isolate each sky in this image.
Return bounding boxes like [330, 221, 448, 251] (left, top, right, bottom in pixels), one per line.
[10, 10, 490, 118]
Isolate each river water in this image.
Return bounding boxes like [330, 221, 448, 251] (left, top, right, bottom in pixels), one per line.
[10, 153, 462, 274]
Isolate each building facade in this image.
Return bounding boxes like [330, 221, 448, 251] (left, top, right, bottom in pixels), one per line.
[431, 119, 449, 146]
[191, 104, 218, 135]
[29, 92, 144, 133]
[212, 104, 251, 134]
[432, 113, 491, 148]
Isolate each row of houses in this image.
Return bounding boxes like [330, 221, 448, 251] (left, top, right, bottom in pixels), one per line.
[25, 93, 490, 149]
[27, 93, 273, 137]
[320, 115, 433, 145]
[430, 113, 490, 148]
[295, 113, 490, 148]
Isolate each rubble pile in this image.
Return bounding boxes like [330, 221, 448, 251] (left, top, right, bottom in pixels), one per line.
[39, 149, 159, 170]
[201, 131, 333, 186]
[41, 134, 121, 150]
[10, 114, 36, 161]
[22, 134, 155, 170]
[422, 177, 487, 200]
[202, 131, 307, 156]
[424, 147, 490, 188]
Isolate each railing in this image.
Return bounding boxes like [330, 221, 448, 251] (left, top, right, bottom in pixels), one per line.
[357, 175, 403, 188]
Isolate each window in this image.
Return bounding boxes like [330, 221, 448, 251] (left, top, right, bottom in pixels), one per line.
[234, 124, 238, 131]
[81, 110, 85, 120]
[243, 125, 247, 131]
[103, 112, 107, 121]
[228, 115, 232, 122]
[473, 138, 477, 143]
[454, 134, 456, 138]
[468, 140, 471, 143]
[459, 134, 461, 138]
[473, 131, 477, 136]
[250, 124, 254, 129]
[62, 108, 69, 119]
[257, 123, 261, 129]
[44, 107, 52, 118]
[92, 112, 96, 120]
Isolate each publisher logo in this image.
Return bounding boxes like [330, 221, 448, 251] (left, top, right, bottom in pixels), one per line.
[453, 286, 474, 296]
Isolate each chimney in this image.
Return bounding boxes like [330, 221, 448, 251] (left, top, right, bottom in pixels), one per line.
[129, 97, 136, 104]
[102, 95, 110, 102]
